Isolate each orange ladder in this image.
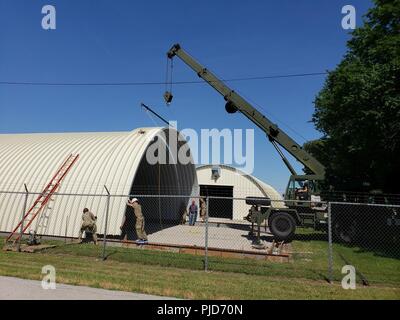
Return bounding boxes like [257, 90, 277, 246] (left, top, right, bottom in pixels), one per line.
[5, 154, 79, 245]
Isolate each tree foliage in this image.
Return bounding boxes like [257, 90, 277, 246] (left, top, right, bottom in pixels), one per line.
[307, 0, 400, 193]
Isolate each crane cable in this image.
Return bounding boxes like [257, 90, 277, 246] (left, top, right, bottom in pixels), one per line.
[164, 57, 174, 105]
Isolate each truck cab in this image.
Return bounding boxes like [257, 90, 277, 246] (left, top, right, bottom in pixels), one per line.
[284, 176, 321, 202]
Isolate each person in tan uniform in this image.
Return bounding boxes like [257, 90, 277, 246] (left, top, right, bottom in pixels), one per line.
[199, 197, 207, 222]
[126, 198, 148, 244]
[181, 208, 188, 225]
[78, 208, 98, 244]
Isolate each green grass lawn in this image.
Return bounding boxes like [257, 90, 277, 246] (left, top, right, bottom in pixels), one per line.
[293, 229, 400, 286]
[0, 232, 399, 299]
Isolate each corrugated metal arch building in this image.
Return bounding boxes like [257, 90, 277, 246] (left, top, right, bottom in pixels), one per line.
[0, 127, 198, 237]
[197, 164, 284, 220]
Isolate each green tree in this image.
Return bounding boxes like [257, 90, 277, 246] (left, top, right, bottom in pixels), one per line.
[308, 0, 400, 193]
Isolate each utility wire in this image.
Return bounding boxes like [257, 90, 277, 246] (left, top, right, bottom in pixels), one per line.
[0, 72, 327, 86]
[0, 71, 327, 143]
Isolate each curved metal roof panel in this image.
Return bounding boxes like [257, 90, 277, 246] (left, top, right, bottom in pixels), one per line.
[0, 128, 197, 237]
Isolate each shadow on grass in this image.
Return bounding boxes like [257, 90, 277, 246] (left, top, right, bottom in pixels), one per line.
[341, 242, 400, 260]
[292, 230, 400, 261]
[102, 249, 118, 260]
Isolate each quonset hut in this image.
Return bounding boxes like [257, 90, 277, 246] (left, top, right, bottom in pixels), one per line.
[196, 164, 284, 220]
[0, 127, 198, 238]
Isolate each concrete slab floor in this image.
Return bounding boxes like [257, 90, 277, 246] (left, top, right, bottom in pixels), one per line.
[147, 223, 274, 253]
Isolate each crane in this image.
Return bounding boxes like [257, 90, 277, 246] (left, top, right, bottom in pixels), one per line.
[164, 43, 328, 242]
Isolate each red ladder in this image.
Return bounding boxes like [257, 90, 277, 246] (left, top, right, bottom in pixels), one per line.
[5, 154, 80, 245]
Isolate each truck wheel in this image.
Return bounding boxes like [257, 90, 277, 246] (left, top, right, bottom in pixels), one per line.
[268, 212, 296, 241]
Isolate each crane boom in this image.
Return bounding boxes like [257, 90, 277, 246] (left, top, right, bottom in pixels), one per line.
[167, 44, 325, 180]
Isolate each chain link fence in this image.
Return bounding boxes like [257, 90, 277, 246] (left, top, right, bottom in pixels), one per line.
[0, 189, 399, 289]
[328, 202, 400, 286]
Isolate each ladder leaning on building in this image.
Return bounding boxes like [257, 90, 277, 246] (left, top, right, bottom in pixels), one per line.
[4, 154, 79, 247]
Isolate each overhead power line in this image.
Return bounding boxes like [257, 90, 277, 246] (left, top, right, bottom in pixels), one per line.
[0, 72, 328, 87]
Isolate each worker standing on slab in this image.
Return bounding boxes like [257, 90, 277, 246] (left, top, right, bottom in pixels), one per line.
[188, 200, 198, 226]
[120, 202, 136, 242]
[199, 197, 207, 222]
[78, 208, 98, 245]
[181, 207, 188, 225]
[126, 198, 148, 244]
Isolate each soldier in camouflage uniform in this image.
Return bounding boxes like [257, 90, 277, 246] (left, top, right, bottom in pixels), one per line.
[78, 208, 98, 244]
[127, 198, 148, 244]
[199, 197, 207, 222]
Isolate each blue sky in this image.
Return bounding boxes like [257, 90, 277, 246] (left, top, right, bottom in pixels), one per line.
[0, 0, 373, 193]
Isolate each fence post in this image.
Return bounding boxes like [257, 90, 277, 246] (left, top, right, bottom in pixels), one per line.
[17, 184, 29, 252]
[204, 196, 209, 272]
[327, 202, 334, 283]
[102, 185, 111, 260]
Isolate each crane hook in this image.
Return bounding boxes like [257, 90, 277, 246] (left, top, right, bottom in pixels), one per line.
[164, 91, 173, 105]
